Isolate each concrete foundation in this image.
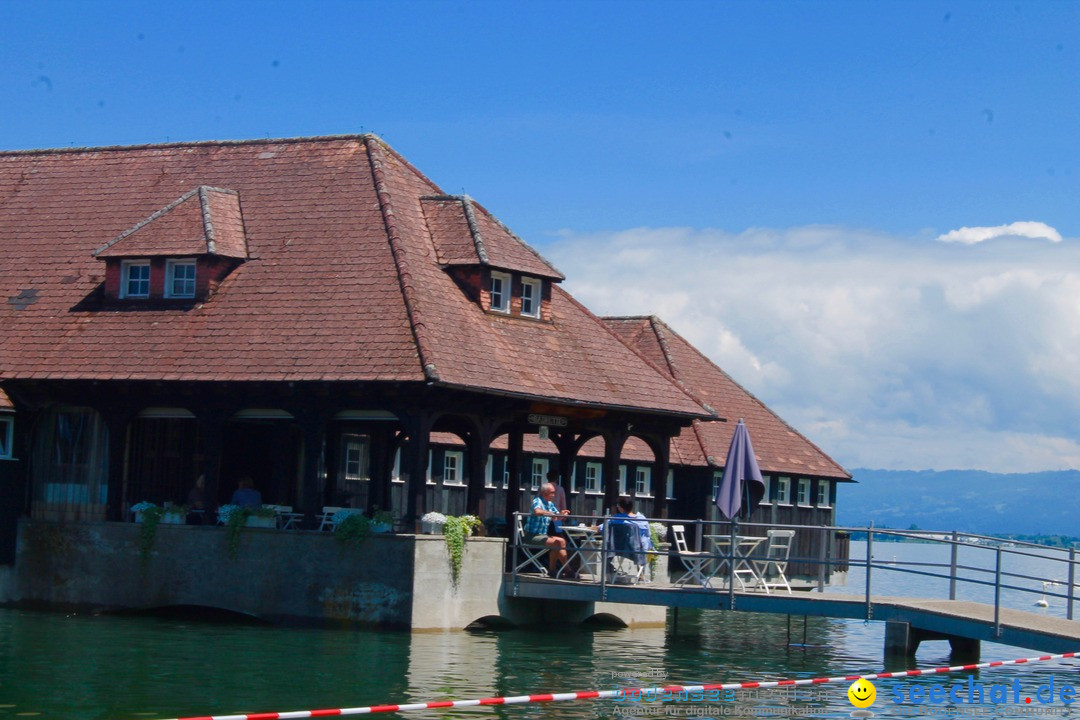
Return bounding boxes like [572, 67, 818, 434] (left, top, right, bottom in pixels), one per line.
[885, 620, 981, 660]
[0, 521, 665, 630]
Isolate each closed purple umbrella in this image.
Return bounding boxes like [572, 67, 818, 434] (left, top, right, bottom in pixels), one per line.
[715, 419, 766, 520]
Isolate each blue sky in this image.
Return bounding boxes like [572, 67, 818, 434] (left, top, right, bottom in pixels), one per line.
[3, 1, 1078, 472]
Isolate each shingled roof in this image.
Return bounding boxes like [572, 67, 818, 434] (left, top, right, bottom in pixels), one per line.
[603, 316, 850, 480]
[0, 135, 706, 418]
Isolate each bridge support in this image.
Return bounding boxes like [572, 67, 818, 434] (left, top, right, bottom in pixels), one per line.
[885, 621, 980, 661]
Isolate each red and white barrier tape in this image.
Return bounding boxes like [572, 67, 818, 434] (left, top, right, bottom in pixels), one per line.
[164, 650, 1078, 719]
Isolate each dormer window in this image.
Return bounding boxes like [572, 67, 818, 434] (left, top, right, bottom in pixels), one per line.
[521, 277, 541, 318]
[166, 259, 196, 298]
[490, 271, 511, 313]
[121, 261, 150, 299]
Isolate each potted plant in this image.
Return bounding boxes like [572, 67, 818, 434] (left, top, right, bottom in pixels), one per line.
[421, 511, 447, 535]
[245, 506, 278, 528]
[161, 504, 188, 525]
[131, 501, 157, 524]
[370, 509, 395, 533]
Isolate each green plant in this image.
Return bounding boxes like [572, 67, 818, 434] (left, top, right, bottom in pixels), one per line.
[138, 506, 164, 563]
[334, 513, 371, 547]
[443, 514, 482, 583]
[372, 509, 394, 526]
[249, 506, 277, 518]
[225, 508, 248, 558]
[648, 525, 663, 576]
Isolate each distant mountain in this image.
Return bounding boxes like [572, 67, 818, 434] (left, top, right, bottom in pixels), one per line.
[836, 469, 1080, 536]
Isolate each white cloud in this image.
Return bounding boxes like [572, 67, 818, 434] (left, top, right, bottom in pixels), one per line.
[936, 221, 1062, 244]
[547, 225, 1080, 472]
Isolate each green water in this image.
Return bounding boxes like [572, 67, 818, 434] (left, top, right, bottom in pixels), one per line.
[3, 606, 1079, 720]
[4, 542, 1080, 719]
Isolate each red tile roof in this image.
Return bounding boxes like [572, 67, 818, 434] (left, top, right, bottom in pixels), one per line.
[423, 195, 563, 280]
[604, 317, 850, 479]
[0, 388, 11, 410]
[94, 186, 248, 260]
[0, 135, 707, 418]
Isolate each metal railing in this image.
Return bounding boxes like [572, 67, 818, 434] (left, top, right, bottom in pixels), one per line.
[508, 513, 1080, 632]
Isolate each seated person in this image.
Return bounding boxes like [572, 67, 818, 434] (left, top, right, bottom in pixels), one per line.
[606, 497, 649, 567]
[524, 482, 571, 575]
[230, 476, 262, 508]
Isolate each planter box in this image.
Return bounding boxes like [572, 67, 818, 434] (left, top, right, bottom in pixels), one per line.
[370, 522, 392, 534]
[245, 515, 276, 528]
[161, 513, 186, 525]
[421, 521, 444, 535]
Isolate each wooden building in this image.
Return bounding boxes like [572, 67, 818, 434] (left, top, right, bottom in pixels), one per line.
[0, 135, 849, 579]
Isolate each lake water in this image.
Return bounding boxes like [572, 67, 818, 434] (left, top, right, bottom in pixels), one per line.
[2, 541, 1079, 720]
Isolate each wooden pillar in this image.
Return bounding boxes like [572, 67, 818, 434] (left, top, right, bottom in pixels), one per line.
[369, 425, 395, 515]
[296, 410, 329, 529]
[653, 434, 671, 519]
[603, 428, 628, 511]
[503, 428, 524, 531]
[465, 419, 496, 518]
[196, 409, 227, 512]
[401, 411, 434, 530]
[101, 408, 134, 521]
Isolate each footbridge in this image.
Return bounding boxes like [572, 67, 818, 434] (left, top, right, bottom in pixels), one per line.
[506, 518, 1080, 659]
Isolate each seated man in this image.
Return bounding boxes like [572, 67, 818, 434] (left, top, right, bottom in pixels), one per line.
[524, 482, 570, 575]
[230, 476, 262, 508]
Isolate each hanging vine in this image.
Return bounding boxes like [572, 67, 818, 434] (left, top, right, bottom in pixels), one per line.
[442, 515, 482, 584]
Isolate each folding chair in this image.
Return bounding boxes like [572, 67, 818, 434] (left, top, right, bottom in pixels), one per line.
[607, 522, 645, 584]
[317, 506, 347, 532]
[671, 524, 715, 588]
[751, 529, 795, 594]
[514, 517, 550, 577]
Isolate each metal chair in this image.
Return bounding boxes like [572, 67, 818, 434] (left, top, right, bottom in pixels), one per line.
[751, 529, 795, 594]
[514, 516, 550, 577]
[317, 506, 348, 532]
[671, 524, 715, 588]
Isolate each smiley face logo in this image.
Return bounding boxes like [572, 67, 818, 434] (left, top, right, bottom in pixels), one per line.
[848, 678, 876, 708]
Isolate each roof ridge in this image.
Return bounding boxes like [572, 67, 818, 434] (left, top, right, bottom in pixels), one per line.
[0, 133, 382, 158]
[649, 317, 851, 479]
[459, 196, 492, 264]
[646, 316, 718, 466]
[568, 300, 716, 421]
[467, 198, 566, 281]
[92, 186, 202, 256]
[364, 136, 440, 382]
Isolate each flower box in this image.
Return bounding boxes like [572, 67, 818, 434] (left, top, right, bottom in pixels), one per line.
[421, 520, 444, 535]
[245, 515, 276, 528]
[161, 512, 186, 525]
[370, 522, 392, 534]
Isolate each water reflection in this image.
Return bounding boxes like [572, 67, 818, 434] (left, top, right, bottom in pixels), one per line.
[1, 603, 1078, 720]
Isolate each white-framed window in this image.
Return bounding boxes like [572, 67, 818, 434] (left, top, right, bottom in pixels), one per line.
[584, 462, 602, 494]
[165, 259, 196, 298]
[443, 450, 464, 486]
[711, 470, 723, 498]
[618, 464, 627, 495]
[817, 480, 831, 508]
[520, 277, 541, 318]
[503, 461, 510, 489]
[776, 476, 792, 505]
[121, 260, 150, 299]
[666, 469, 675, 500]
[760, 475, 772, 505]
[0, 415, 13, 460]
[391, 448, 402, 483]
[426, 449, 435, 485]
[490, 271, 511, 313]
[797, 478, 812, 506]
[343, 436, 370, 481]
[485, 456, 496, 488]
[531, 457, 548, 490]
[635, 467, 652, 497]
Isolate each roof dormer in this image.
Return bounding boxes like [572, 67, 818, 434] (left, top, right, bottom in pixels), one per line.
[94, 186, 248, 303]
[421, 194, 562, 321]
